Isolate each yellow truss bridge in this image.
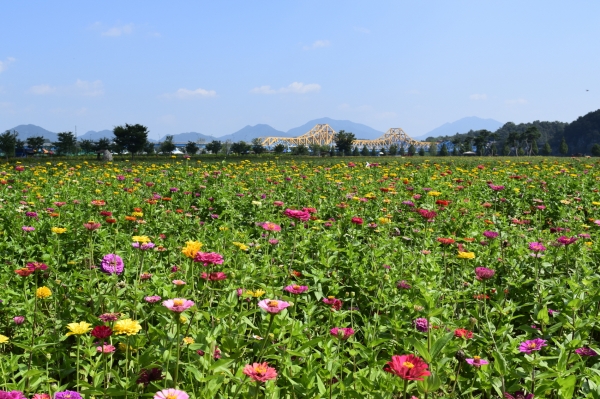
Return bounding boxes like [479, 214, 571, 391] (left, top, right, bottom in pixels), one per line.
[260, 124, 429, 148]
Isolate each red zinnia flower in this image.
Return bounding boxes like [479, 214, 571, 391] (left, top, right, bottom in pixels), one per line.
[90, 325, 113, 339]
[351, 217, 363, 225]
[384, 354, 431, 381]
[454, 328, 473, 339]
[15, 268, 34, 277]
[437, 237, 455, 246]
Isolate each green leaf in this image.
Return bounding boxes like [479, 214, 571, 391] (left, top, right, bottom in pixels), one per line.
[493, 350, 507, 376]
[410, 338, 431, 363]
[430, 332, 454, 360]
[557, 375, 577, 399]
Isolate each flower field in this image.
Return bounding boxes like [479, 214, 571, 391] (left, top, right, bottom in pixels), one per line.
[1, 156, 600, 399]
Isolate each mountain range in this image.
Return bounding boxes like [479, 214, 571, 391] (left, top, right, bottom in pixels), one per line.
[4, 117, 503, 144]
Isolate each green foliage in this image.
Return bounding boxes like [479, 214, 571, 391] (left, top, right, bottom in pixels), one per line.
[560, 137, 569, 155]
[79, 139, 95, 154]
[273, 144, 285, 154]
[428, 143, 437, 156]
[388, 144, 398, 156]
[159, 135, 176, 154]
[439, 143, 448, 156]
[360, 145, 370, 156]
[205, 140, 223, 154]
[0, 130, 18, 159]
[113, 123, 149, 158]
[53, 132, 78, 155]
[230, 141, 251, 154]
[26, 136, 46, 152]
[557, 109, 600, 154]
[408, 144, 416, 156]
[251, 138, 266, 154]
[542, 142, 552, 156]
[418, 147, 425, 156]
[591, 143, 600, 157]
[185, 141, 200, 155]
[334, 130, 356, 155]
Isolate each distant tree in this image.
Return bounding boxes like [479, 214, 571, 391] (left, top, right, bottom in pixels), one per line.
[334, 130, 356, 155]
[399, 146, 405, 156]
[159, 135, 176, 154]
[360, 146, 370, 156]
[429, 143, 437, 156]
[439, 144, 448, 156]
[379, 147, 387, 156]
[27, 136, 45, 152]
[592, 144, 600, 157]
[490, 142, 498, 156]
[230, 141, 250, 155]
[292, 144, 309, 155]
[113, 124, 149, 158]
[205, 140, 222, 154]
[502, 144, 510, 156]
[79, 139, 95, 154]
[418, 147, 425, 156]
[222, 140, 232, 155]
[559, 137, 569, 156]
[541, 142, 552, 156]
[251, 138, 266, 154]
[0, 130, 18, 160]
[407, 144, 416, 156]
[531, 140, 539, 155]
[16, 138, 26, 150]
[53, 132, 78, 155]
[352, 147, 360, 156]
[273, 144, 285, 154]
[451, 137, 460, 156]
[185, 141, 199, 155]
[144, 142, 156, 155]
[95, 138, 111, 152]
[370, 147, 378, 156]
[309, 143, 321, 156]
[517, 147, 525, 156]
[507, 131, 520, 156]
[388, 144, 398, 155]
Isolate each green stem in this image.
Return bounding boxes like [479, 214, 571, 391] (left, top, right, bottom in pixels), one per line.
[403, 378, 409, 399]
[174, 320, 181, 388]
[76, 336, 81, 391]
[257, 314, 275, 361]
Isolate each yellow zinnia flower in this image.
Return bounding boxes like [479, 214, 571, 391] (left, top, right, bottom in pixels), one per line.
[183, 337, 195, 345]
[179, 315, 188, 324]
[36, 286, 52, 299]
[378, 217, 391, 224]
[113, 319, 142, 336]
[181, 241, 203, 258]
[457, 251, 476, 260]
[427, 191, 442, 197]
[51, 227, 67, 234]
[65, 321, 92, 336]
[132, 236, 151, 243]
[246, 289, 266, 298]
[0, 335, 9, 344]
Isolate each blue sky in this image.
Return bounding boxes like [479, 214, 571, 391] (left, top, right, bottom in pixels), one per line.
[1, 1, 599, 140]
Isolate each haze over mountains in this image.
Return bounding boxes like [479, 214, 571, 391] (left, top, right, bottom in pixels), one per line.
[5, 117, 503, 144]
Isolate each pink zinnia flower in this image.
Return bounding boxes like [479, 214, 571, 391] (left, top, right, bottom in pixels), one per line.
[575, 347, 598, 356]
[193, 252, 224, 266]
[258, 299, 291, 314]
[556, 236, 578, 246]
[284, 285, 308, 294]
[242, 362, 277, 382]
[330, 327, 355, 340]
[465, 356, 489, 367]
[162, 298, 195, 313]
[96, 344, 116, 354]
[260, 222, 281, 232]
[283, 209, 310, 221]
[351, 217, 363, 225]
[153, 389, 189, 399]
[273, 201, 284, 207]
[475, 267, 495, 280]
[384, 354, 431, 381]
[201, 272, 227, 281]
[13, 316, 25, 325]
[172, 280, 186, 286]
[322, 297, 342, 311]
[145, 296, 162, 303]
[32, 394, 50, 399]
[528, 242, 547, 252]
[519, 338, 547, 353]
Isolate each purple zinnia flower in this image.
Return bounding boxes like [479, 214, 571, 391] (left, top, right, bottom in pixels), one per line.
[504, 392, 533, 399]
[54, 391, 83, 399]
[396, 280, 411, 290]
[528, 242, 546, 252]
[100, 254, 124, 275]
[575, 347, 598, 357]
[556, 236, 578, 246]
[132, 242, 155, 250]
[482, 231, 499, 239]
[144, 295, 162, 303]
[414, 318, 429, 332]
[0, 391, 26, 399]
[519, 338, 547, 353]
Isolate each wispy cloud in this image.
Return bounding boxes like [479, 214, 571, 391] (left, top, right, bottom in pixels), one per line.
[303, 40, 330, 50]
[29, 84, 57, 95]
[505, 98, 528, 105]
[354, 26, 370, 34]
[250, 82, 321, 94]
[469, 93, 487, 101]
[28, 79, 104, 96]
[163, 88, 217, 99]
[0, 57, 16, 73]
[101, 23, 134, 37]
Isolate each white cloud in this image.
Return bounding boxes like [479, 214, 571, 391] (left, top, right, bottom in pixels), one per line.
[29, 84, 57, 95]
[303, 40, 330, 50]
[163, 88, 217, 99]
[102, 23, 134, 37]
[250, 82, 321, 95]
[0, 57, 16, 73]
[354, 26, 370, 34]
[28, 79, 104, 96]
[75, 79, 104, 96]
[469, 93, 487, 101]
[505, 98, 528, 105]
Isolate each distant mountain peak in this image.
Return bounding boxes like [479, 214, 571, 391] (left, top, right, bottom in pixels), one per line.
[416, 117, 503, 139]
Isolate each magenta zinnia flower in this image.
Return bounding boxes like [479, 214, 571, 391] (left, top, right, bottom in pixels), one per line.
[100, 254, 124, 275]
[556, 236, 578, 246]
[384, 354, 431, 381]
[145, 295, 162, 303]
[242, 362, 277, 382]
[193, 252, 224, 266]
[330, 327, 355, 340]
[162, 298, 195, 313]
[283, 209, 310, 221]
[0, 391, 26, 399]
[482, 231, 498, 239]
[258, 299, 290, 314]
[153, 389, 189, 399]
[504, 392, 533, 399]
[284, 285, 308, 294]
[475, 267, 495, 280]
[528, 242, 547, 252]
[201, 272, 227, 281]
[519, 338, 547, 353]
